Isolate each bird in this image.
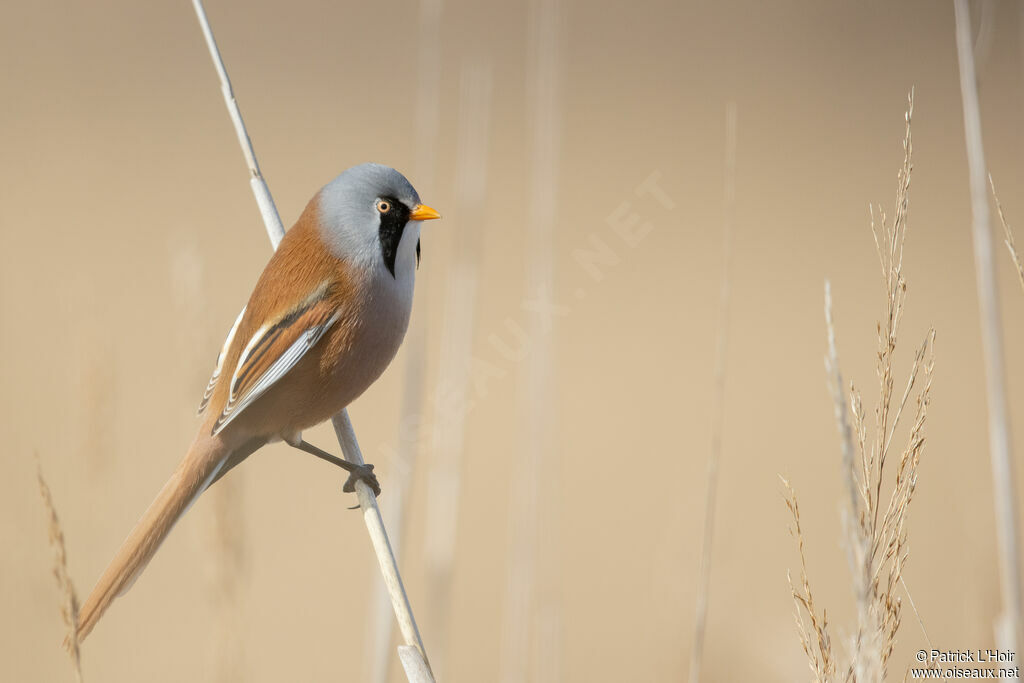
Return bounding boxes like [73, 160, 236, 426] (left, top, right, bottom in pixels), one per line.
[75, 163, 441, 641]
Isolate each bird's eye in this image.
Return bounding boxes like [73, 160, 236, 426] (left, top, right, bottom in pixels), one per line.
[376, 199, 391, 214]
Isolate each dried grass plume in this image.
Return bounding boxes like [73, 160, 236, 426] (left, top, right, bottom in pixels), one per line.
[37, 461, 84, 683]
[989, 176, 1024, 296]
[785, 91, 935, 683]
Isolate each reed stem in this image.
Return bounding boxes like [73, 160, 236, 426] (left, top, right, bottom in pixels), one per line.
[190, 2, 433, 679]
[952, 0, 1023, 656]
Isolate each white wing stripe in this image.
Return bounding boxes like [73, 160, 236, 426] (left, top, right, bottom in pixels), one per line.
[198, 306, 247, 415]
[228, 320, 273, 405]
[211, 310, 340, 435]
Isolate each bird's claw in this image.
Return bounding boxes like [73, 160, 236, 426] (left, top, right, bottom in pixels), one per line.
[343, 462, 380, 501]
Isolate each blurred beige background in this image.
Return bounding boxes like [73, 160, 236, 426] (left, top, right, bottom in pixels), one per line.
[3, 0, 1024, 681]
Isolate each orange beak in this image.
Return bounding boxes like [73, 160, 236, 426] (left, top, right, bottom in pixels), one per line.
[409, 204, 441, 221]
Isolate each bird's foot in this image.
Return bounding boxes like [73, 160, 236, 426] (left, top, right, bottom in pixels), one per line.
[343, 462, 380, 497]
[293, 440, 381, 505]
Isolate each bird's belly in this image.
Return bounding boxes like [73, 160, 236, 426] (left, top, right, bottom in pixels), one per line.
[263, 275, 414, 436]
[318, 303, 411, 416]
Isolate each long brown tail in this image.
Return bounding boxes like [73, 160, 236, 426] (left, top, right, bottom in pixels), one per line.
[76, 433, 232, 642]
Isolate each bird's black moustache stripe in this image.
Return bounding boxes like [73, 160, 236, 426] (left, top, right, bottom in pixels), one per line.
[378, 199, 411, 277]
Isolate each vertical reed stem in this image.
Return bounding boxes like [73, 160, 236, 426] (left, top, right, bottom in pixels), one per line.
[953, 0, 1023, 656]
[689, 101, 737, 683]
[422, 59, 493, 677]
[501, 1, 563, 680]
[368, 0, 444, 679]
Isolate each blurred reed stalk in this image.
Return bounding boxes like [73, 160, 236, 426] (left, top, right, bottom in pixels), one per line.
[78, 341, 115, 475]
[422, 59, 494, 678]
[688, 101, 737, 683]
[500, 1, 563, 681]
[190, 2, 433, 680]
[170, 242, 248, 683]
[786, 91, 935, 682]
[367, 1, 444, 681]
[208, 474, 246, 683]
[972, 0, 997, 78]
[953, 0, 1023, 656]
[37, 461, 84, 683]
[989, 177, 1024, 295]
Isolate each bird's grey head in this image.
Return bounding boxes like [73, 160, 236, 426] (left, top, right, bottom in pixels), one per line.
[316, 163, 440, 277]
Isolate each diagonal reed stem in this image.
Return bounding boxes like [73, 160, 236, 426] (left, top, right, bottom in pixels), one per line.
[190, 1, 433, 680]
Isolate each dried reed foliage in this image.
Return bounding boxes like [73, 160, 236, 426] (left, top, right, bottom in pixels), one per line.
[786, 92, 935, 683]
[989, 176, 1024, 295]
[37, 462, 84, 683]
[784, 477, 836, 683]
